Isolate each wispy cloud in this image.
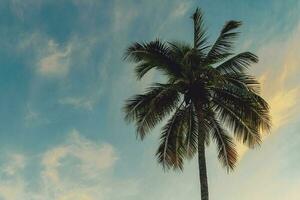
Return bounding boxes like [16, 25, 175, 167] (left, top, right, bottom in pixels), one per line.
[1, 153, 26, 176]
[58, 96, 96, 110]
[155, 0, 191, 34]
[0, 130, 138, 200]
[257, 27, 300, 130]
[37, 40, 72, 77]
[16, 32, 72, 78]
[112, 1, 138, 32]
[41, 129, 118, 183]
[17, 30, 110, 111]
[23, 104, 50, 127]
[58, 88, 105, 111]
[236, 22, 300, 160]
[171, 1, 190, 18]
[0, 153, 27, 200]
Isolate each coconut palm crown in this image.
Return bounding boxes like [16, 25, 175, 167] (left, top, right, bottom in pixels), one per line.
[123, 8, 271, 200]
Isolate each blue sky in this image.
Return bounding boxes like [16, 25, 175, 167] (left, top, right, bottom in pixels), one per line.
[0, 0, 300, 199]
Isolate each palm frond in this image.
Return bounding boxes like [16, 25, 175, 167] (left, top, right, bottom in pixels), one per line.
[211, 85, 271, 133]
[192, 8, 208, 49]
[204, 21, 242, 65]
[156, 103, 187, 170]
[217, 75, 271, 133]
[124, 83, 181, 139]
[168, 41, 192, 62]
[212, 97, 261, 148]
[221, 73, 261, 94]
[184, 104, 198, 158]
[124, 39, 183, 79]
[209, 115, 237, 171]
[216, 52, 258, 74]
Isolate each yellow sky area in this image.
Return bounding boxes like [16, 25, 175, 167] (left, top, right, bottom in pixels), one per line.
[261, 64, 299, 130]
[58, 193, 95, 200]
[236, 25, 300, 160]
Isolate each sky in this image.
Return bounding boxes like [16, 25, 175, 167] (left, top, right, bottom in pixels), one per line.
[0, 0, 299, 199]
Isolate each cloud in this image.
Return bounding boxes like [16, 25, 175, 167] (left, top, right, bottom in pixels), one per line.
[23, 104, 50, 127]
[58, 94, 101, 111]
[0, 179, 26, 200]
[112, 1, 138, 32]
[41, 129, 118, 184]
[17, 31, 109, 111]
[236, 22, 300, 160]
[0, 153, 27, 200]
[9, 0, 100, 19]
[16, 33, 72, 78]
[8, 0, 42, 20]
[37, 40, 72, 77]
[24, 107, 39, 122]
[267, 82, 299, 129]
[0, 130, 138, 200]
[255, 24, 300, 131]
[171, 1, 190, 18]
[1, 154, 26, 176]
[155, 1, 191, 35]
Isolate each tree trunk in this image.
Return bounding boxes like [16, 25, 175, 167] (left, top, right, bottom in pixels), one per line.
[194, 101, 209, 200]
[198, 136, 209, 200]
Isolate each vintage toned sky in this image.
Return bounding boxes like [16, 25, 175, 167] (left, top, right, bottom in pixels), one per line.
[0, 0, 299, 199]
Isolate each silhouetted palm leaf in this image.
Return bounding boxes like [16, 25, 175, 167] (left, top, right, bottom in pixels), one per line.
[156, 103, 187, 170]
[216, 52, 258, 74]
[209, 115, 237, 171]
[124, 83, 180, 139]
[205, 21, 242, 65]
[185, 104, 198, 158]
[192, 8, 208, 50]
[124, 40, 183, 79]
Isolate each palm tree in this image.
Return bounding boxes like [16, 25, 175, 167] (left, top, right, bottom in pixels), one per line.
[123, 8, 271, 200]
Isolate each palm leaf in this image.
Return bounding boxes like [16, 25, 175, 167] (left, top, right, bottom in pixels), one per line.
[211, 85, 271, 133]
[221, 72, 261, 93]
[216, 52, 258, 74]
[124, 83, 180, 139]
[168, 41, 193, 64]
[204, 21, 242, 65]
[124, 39, 183, 79]
[185, 104, 198, 158]
[192, 8, 208, 50]
[209, 115, 237, 171]
[212, 97, 261, 148]
[156, 103, 187, 170]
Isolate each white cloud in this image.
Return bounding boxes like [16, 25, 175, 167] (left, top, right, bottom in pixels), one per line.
[41, 129, 118, 184]
[0, 153, 27, 200]
[2, 154, 26, 176]
[16, 33, 72, 78]
[37, 40, 72, 77]
[58, 95, 99, 111]
[0, 179, 26, 200]
[0, 130, 138, 200]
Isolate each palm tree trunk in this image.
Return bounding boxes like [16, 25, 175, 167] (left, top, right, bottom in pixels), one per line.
[194, 101, 209, 200]
[198, 136, 209, 200]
